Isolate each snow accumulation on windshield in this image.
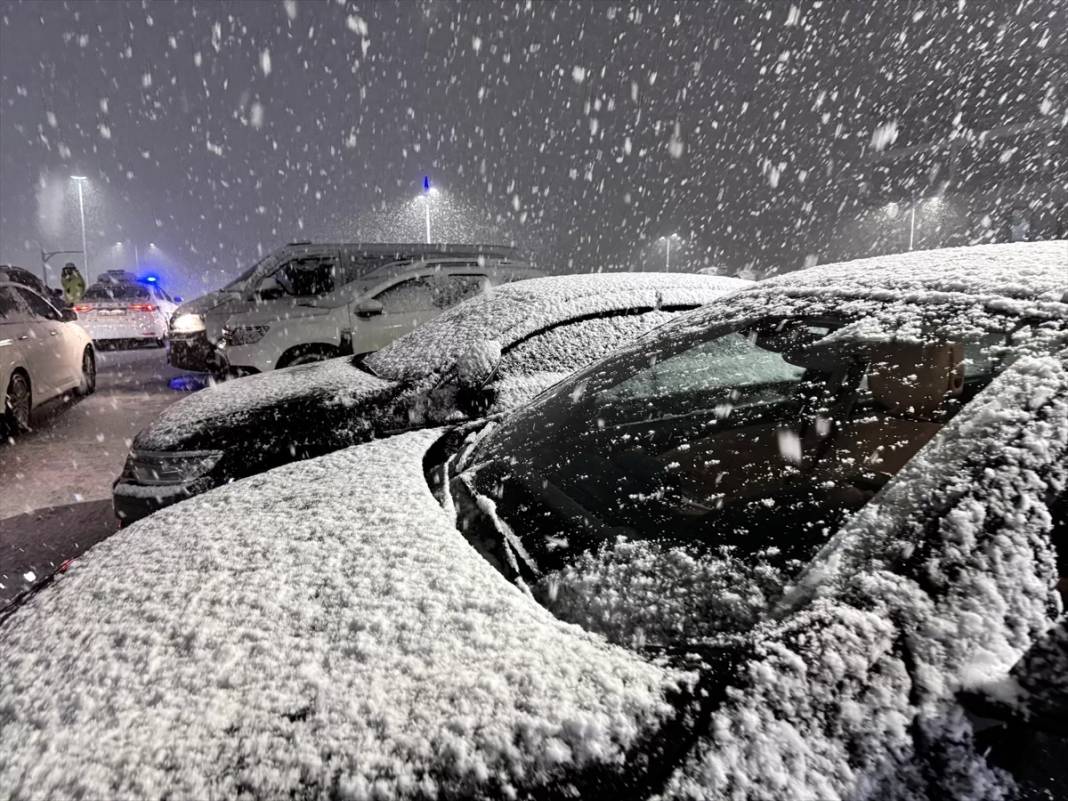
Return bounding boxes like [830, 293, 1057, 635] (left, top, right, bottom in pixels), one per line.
[366, 272, 750, 381]
[138, 356, 391, 449]
[0, 430, 690, 799]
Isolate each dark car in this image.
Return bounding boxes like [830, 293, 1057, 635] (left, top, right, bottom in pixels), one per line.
[3, 242, 1065, 800]
[113, 272, 750, 523]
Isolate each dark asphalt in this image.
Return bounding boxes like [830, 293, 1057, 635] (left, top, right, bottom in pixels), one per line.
[0, 498, 117, 612]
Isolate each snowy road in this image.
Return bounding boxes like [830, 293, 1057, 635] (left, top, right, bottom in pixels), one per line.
[0, 347, 194, 610]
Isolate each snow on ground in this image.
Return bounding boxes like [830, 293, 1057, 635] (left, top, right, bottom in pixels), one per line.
[0, 428, 690, 800]
[0, 347, 187, 517]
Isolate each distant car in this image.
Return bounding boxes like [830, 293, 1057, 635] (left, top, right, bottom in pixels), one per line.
[112, 271, 750, 522]
[72, 273, 179, 348]
[6, 244, 1067, 801]
[1, 280, 95, 434]
[167, 241, 542, 375]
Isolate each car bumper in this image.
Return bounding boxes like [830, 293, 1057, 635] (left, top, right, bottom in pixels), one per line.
[167, 332, 226, 372]
[81, 314, 165, 342]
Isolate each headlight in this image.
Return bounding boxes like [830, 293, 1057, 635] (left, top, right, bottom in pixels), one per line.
[222, 325, 270, 346]
[170, 313, 206, 335]
[122, 450, 223, 485]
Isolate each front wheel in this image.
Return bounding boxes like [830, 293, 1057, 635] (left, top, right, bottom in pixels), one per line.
[77, 347, 97, 396]
[4, 372, 32, 433]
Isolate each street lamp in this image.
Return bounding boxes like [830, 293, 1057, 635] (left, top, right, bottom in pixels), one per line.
[416, 178, 439, 245]
[658, 233, 680, 271]
[70, 176, 90, 274]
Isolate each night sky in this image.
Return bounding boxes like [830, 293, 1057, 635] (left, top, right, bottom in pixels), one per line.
[1, 0, 1064, 296]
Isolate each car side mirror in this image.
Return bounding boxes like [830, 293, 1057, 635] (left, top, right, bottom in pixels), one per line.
[455, 340, 502, 390]
[61, 308, 78, 322]
[354, 298, 384, 317]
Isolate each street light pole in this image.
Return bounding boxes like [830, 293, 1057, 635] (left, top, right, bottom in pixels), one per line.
[134, 243, 140, 271]
[424, 196, 431, 245]
[908, 203, 916, 251]
[71, 176, 89, 275]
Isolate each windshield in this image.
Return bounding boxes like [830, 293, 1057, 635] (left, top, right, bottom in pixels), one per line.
[220, 255, 271, 292]
[453, 303, 1052, 649]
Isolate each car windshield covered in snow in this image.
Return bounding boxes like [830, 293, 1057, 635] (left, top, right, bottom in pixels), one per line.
[454, 290, 1067, 649]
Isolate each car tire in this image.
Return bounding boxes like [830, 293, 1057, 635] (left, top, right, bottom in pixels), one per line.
[277, 345, 341, 369]
[4, 371, 32, 434]
[77, 347, 97, 396]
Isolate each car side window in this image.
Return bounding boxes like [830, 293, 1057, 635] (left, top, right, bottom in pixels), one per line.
[15, 287, 60, 321]
[375, 277, 436, 313]
[432, 275, 485, 310]
[273, 255, 338, 297]
[0, 286, 19, 320]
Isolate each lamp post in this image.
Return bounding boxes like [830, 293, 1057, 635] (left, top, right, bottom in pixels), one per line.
[418, 178, 439, 244]
[659, 233, 680, 271]
[70, 176, 90, 275]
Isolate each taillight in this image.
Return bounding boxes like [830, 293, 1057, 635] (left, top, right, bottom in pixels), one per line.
[128, 303, 158, 312]
[72, 304, 92, 313]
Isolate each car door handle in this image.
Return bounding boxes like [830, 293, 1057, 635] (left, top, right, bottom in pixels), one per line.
[17, 334, 29, 340]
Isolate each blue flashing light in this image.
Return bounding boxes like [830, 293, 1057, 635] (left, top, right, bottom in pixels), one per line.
[140, 274, 160, 284]
[423, 175, 430, 192]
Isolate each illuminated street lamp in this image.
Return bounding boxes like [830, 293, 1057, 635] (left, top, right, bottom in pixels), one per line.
[416, 176, 440, 244]
[70, 176, 90, 274]
[883, 196, 943, 251]
[658, 233, 680, 271]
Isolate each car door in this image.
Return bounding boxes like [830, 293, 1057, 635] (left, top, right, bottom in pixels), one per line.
[698, 349, 1068, 801]
[357, 274, 439, 353]
[15, 286, 77, 395]
[0, 286, 32, 400]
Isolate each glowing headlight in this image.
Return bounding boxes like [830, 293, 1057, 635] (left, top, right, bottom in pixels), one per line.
[170, 313, 206, 335]
[121, 450, 223, 485]
[222, 325, 270, 346]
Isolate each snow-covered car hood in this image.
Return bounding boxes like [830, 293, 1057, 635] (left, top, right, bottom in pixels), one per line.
[137, 355, 396, 450]
[0, 429, 688, 799]
[173, 288, 244, 319]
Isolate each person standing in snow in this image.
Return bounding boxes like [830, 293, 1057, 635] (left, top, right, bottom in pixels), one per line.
[60, 262, 86, 304]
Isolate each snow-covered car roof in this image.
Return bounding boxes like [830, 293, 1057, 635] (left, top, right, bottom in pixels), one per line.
[0, 429, 689, 799]
[366, 271, 751, 380]
[759, 241, 1067, 305]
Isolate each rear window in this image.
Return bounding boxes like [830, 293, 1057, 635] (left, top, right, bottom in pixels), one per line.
[84, 283, 150, 300]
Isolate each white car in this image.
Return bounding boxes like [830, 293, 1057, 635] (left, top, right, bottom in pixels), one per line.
[1, 280, 95, 434]
[168, 242, 540, 375]
[73, 275, 179, 348]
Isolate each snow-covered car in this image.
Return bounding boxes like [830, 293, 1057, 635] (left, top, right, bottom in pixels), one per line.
[72, 273, 179, 348]
[113, 271, 750, 523]
[3, 243, 1066, 800]
[167, 241, 540, 374]
[1, 279, 95, 435]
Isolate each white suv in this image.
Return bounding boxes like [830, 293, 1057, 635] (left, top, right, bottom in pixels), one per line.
[168, 243, 540, 374]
